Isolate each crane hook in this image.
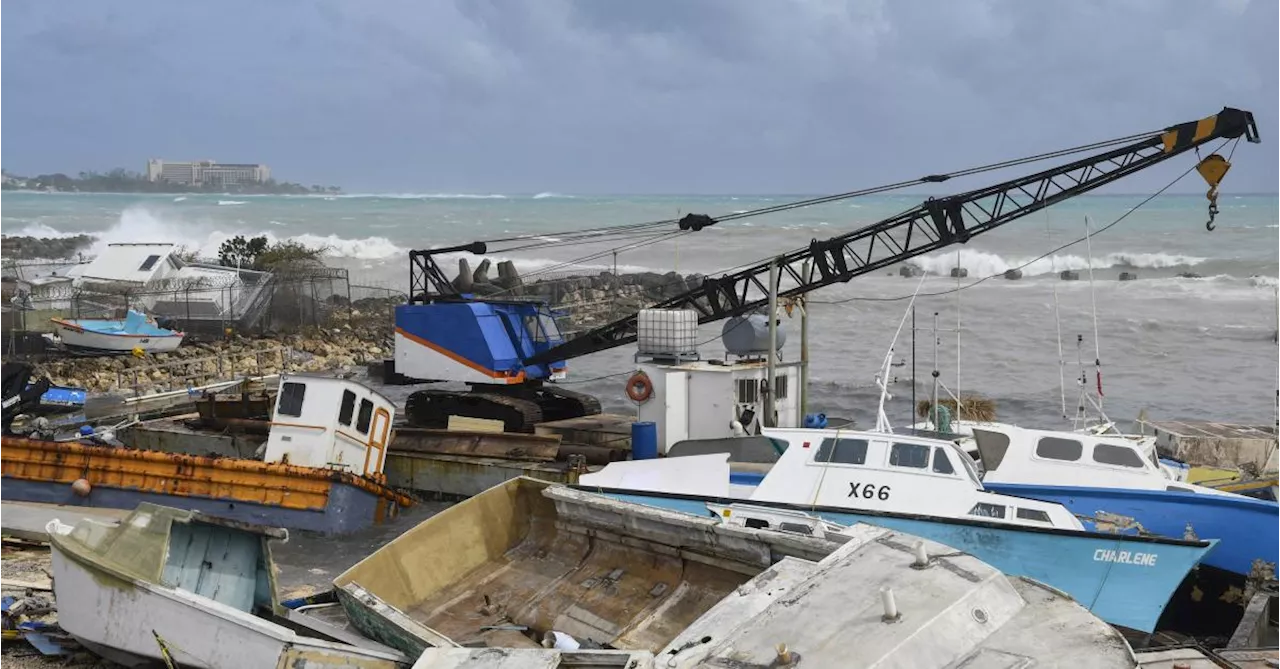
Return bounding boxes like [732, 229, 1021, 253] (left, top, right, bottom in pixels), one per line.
[1196, 154, 1231, 232]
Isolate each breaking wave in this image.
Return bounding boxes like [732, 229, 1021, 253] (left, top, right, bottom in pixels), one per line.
[22, 206, 404, 261]
[217, 200, 247, 206]
[910, 249, 1207, 278]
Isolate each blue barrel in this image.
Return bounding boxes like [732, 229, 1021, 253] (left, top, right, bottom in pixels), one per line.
[631, 421, 659, 460]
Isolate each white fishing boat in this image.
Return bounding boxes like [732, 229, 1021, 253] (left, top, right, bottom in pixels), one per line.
[45, 503, 408, 668]
[49, 309, 184, 354]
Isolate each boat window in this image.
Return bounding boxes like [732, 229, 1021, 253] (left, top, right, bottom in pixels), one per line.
[774, 375, 788, 400]
[971, 429, 1010, 471]
[1016, 508, 1051, 523]
[278, 382, 306, 417]
[356, 399, 374, 434]
[814, 438, 868, 465]
[969, 503, 1006, 519]
[1092, 443, 1146, 468]
[138, 254, 162, 272]
[779, 522, 815, 535]
[889, 442, 930, 469]
[1035, 436, 1082, 461]
[744, 518, 769, 530]
[338, 390, 357, 427]
[932, 447, 955, 474]
[736, 379, 758, 404]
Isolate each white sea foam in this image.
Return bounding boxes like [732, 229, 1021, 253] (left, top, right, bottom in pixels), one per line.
[910, 249, 1207, 278]
[9, 223, 84, 239]
[41, 206, 406, 261]
[532, 192, 574, 199]
[335, 192, 508, 200]
[217, 200, 247, 206]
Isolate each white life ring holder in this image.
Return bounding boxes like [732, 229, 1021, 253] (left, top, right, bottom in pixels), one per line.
[626, 371, 653, 403]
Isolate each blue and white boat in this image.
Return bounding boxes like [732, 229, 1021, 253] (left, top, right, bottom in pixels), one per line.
[577, 426, 1219, 633]
[968, 423, 1278, 582]
[50, 309, 184, 354]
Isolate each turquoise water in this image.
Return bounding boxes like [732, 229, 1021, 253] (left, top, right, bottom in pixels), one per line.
[3, 190, 1277, 427]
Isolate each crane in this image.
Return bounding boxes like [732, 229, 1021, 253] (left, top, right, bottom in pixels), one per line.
[394, 107, 1259, 432]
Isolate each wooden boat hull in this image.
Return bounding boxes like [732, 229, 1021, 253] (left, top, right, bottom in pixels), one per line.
[2, 438, 412, 535]
[591, 488, 1216, 634]
[333, 477, 829, 658]
[52, 318, 184, 353]
[46, 517, 404, 669]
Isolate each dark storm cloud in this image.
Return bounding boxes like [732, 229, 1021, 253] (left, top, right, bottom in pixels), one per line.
[3, 0, 1275, 193]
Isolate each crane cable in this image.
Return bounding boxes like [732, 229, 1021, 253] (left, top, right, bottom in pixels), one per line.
[554, 145, 1216, 388]
[481, 127, 1165, 259]
[810, 138, 1233, 305]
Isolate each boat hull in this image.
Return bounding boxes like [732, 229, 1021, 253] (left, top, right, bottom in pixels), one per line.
[52, 319, 184, 353]
[594, 489, 1214, 634]
[982, 482, 1278, 578]
[1, 438, 412, 535]
[48, 535, 401, 669]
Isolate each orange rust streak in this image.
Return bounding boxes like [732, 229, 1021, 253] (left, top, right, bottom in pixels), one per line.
[0, 439, 414, 509]
[270, 421, 327, 431]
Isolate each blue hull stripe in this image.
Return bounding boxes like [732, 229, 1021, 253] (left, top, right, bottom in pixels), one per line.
[593, 489, 1215, 633]
[984, 482, 1278, 577]
[2, 478, 384, 535]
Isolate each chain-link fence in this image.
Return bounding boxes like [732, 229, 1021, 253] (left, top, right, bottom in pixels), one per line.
[2, 262, 357, 346]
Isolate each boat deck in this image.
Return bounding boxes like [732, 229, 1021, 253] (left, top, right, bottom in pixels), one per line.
[334, 478, 757, 652]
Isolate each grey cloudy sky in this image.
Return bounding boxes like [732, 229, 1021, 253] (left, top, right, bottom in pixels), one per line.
[3, 0, 1276, 194]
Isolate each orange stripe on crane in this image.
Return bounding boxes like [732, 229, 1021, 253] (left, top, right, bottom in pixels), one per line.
[394, 326, 526, 383]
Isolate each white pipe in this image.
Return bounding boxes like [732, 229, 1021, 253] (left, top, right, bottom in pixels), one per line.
[913, 541, 929, 567]
[880, 586, 899, 620]
[123, 373, 279, 404]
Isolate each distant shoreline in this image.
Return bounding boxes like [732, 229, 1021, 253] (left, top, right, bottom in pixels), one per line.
[1, 168, 339, 196]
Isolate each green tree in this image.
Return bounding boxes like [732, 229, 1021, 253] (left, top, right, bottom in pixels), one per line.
[218, 235, 269, 268]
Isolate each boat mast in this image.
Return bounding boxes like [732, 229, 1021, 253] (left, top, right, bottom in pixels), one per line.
[875, 274, 928, 433]
[1048, 210, 1068, 421]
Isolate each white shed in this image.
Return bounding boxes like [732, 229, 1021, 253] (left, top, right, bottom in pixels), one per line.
[74, 243, 182, 289]
[263, 374, 396, 477]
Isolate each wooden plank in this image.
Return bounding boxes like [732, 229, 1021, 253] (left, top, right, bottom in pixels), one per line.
[446, 415, 505, 434]
[1, 577, 53, 591]
[391, 428, 562, 462]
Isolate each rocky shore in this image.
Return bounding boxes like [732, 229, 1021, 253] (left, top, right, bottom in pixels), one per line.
[446, 257, 703, 330]
[32, 307, 395, 395]
[1, 234, 95, 260]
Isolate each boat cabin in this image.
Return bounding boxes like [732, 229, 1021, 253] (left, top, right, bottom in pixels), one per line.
[263, 375, 395, 478]
[971, 424, 1236, 496]
[753, 427, 1083, 529]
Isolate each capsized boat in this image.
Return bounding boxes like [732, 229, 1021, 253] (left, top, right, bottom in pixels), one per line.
[579, 426, 1220, 634]
[49, 309, 184, 354]
[46, 503, 409, 668]
[2, 374, 413, 534]
[351, 477, 1143, 668]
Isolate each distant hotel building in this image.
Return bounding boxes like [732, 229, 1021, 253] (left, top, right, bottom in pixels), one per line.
[146, 159, 271, 187]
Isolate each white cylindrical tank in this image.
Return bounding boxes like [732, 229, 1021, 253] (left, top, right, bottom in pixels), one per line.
[722, 313, 786, 356]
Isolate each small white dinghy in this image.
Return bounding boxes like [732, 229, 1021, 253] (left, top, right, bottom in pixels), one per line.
[49, 309, 184, 354]
[46, 503, 408, 669]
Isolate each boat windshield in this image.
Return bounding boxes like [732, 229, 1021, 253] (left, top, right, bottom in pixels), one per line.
[949, 442, 985, 489]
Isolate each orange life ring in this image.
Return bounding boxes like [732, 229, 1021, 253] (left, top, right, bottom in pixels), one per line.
[626, 371, 653, 403]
